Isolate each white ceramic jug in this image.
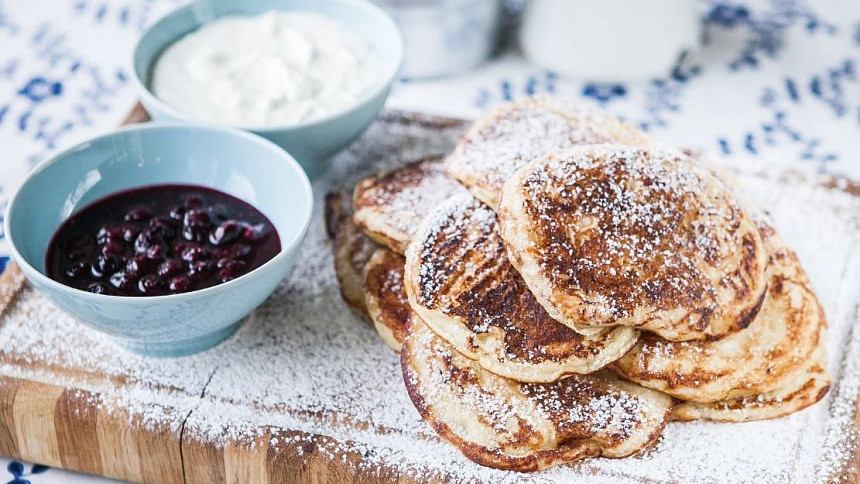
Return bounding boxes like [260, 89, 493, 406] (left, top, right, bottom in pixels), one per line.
[520, 0, 701, 80]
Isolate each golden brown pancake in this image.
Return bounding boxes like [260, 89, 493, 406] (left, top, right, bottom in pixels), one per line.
[404, 195, 639, 383]
[671, 327, 830, 422]
[445, 96, 653, 208]
[610, 223, 825, 403]
[353, 156, 470, 254]
[401, 318, 673, 472]
[363, 248, 411, 352]
[324, 191, 378, 323]
[499, 145, 768, 341]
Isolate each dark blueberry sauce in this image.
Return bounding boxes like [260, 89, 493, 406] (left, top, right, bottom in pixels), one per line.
[46, 184, 281, 296]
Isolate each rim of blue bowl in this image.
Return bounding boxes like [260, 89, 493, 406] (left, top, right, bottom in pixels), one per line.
[3, 122, 314, 302]
[131, 0, 404, 133]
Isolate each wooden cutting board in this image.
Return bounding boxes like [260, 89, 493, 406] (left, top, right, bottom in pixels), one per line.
[0, 106, 858, 484]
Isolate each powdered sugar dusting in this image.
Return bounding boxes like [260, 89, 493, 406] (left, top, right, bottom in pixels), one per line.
[445, 97, 651, 207]
[413, 195, 498, 305]
[408, 194, 636, 373]
[507, 145, 765, 340]
[353, 157, 470, 252]
[403, 320, 669, 468]
[0, 113, 858, 482]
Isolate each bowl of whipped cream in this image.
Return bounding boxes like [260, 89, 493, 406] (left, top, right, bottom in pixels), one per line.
[133, 0, 403, 177]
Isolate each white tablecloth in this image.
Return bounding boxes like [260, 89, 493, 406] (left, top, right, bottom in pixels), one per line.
[0, 0, 858, 482]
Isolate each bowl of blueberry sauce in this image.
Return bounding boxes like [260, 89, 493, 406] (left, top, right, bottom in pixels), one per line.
[4, 124, 312, 357]
[47, 185, 281, 297]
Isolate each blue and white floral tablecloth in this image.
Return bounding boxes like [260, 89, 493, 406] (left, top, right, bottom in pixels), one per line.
[1, 0, 859, 482]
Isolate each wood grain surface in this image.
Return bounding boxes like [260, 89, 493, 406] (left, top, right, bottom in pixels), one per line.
[0, 106, 857, 484]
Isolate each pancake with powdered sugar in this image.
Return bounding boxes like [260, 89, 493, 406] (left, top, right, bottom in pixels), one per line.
[352, 156, 470, 254]
[362, 248, 412, 352]
[404, 195, 639, 383]
[445, 96, 654, 208]
[324, 191, 378, 323]
[401, 318, 673, 472]
[610, 222, 826, 403]
[671, 326, 830, 422]
[499, 145, 768, 341]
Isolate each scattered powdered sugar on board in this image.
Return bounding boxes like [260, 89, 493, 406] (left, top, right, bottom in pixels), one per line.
[0, 112, 858, 482]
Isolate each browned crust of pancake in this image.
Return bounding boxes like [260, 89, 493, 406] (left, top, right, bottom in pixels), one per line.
[499, 145, 768, 341]
[672, 379, 829, 422]
[353, 156, 469, 254]
[401, 367, 600, 472]
[671, 328, 830, 422]
[409, 199, 594, 363]
[363, 249, 410, 351]
[401, 320, 672, 472]
[610, 223, 825, 403]
[324, 191, 377, 323]
[404, 196, 638, 382]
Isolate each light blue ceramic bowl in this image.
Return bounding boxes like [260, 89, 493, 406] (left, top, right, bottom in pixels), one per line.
[3, 124, 312, 357]
[132, 0, 403, 179]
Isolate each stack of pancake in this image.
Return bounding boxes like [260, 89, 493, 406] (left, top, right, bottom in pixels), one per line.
[325, 97, 830, 472]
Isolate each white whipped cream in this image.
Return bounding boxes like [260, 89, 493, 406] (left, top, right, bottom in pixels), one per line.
[152, 11, 379, 127]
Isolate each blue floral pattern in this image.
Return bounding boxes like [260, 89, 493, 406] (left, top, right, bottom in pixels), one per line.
[17, 78, 63, 103]
[582, 83, 627, 104]
[5, 461, 49, 484]
[463, 0, 859, 169]
[703, 0, 837, 70]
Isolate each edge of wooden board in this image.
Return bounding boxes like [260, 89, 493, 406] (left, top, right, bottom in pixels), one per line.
[0, 375, 186, 483]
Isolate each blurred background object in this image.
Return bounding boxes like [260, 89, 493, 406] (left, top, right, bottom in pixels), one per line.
[520, 0, 702, 80]
[372, 0, 503, 78]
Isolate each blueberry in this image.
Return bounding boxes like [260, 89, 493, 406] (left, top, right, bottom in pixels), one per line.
[242, 223, 271, 242]
[146, 244, 168, 260]
[209, 220, 243, 246]
[90, 260, 105, 278]
[181, 244, 205, 262]
[96, 225, 124, 245]
[188, 260, 213, 279]
[92, 252, 121, 277]
[172, 241, 190, 254]
[86, 282, 108, 294]
[169, 276, 191, 293]
[215, 244, 252, 260]
[121, 225, 140, 243]
[183, 209, 211, 227]
[134, 230, 157, 253]
[215, 256, 247, 282]
[217, 268, 238, 283]
[126, 254, 156, 277]
[64, 260, 89, 279]
[216, 258, 247, 271]
[124, 207, 151, 222]
[148, 217, 176, 240]
[157, 259, 183, 278]
[183, 226, 208, 243]
[169, 205, 186, 221]
[109, 271, 136, 292]
[182, 209, 211, 242]
[138, 275, 165, 296]
[101, 242, 125, 258]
